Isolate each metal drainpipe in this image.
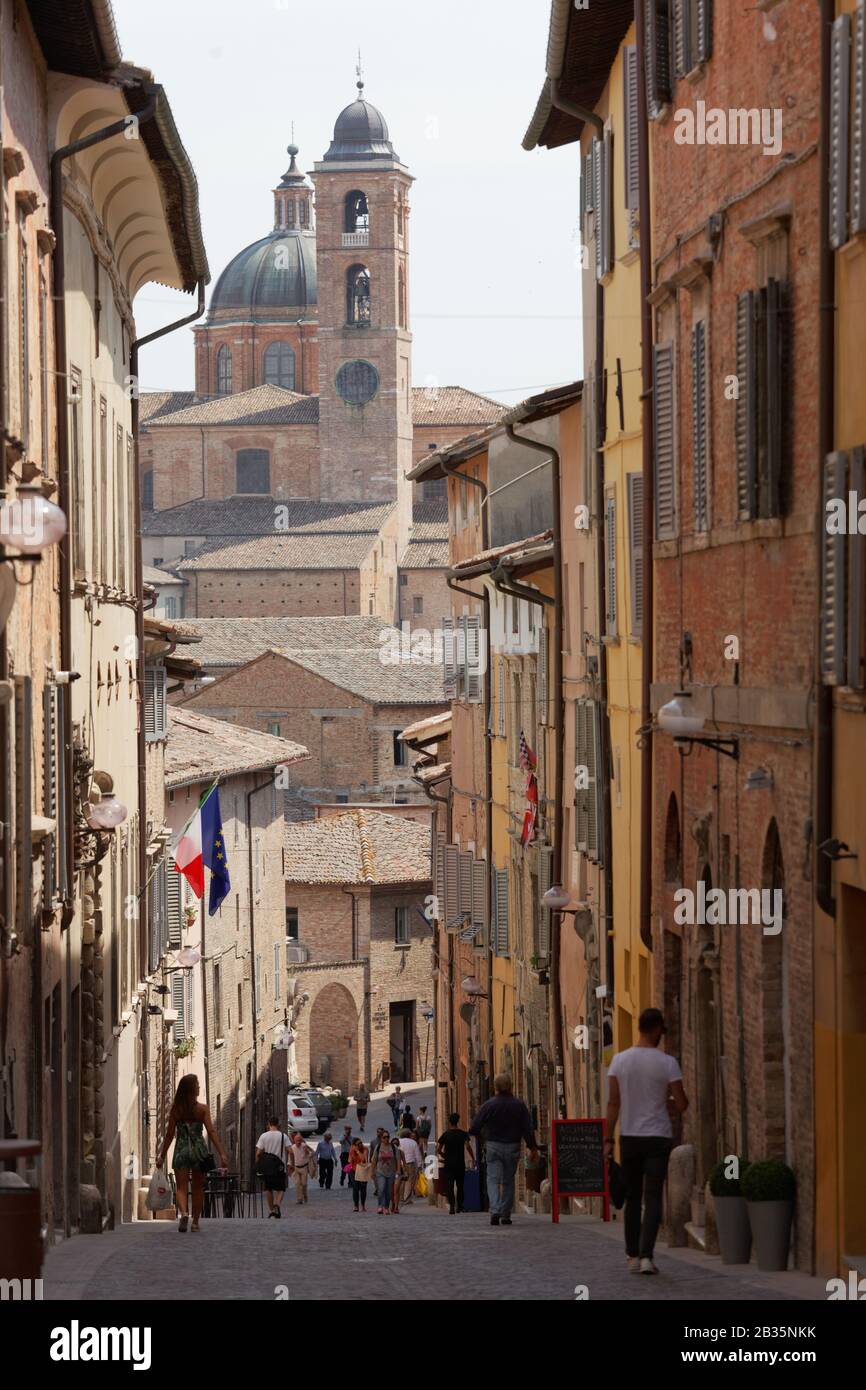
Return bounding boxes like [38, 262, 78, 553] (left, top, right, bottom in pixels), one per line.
[341, 885, 358, 961]
[816, 0, 835, 921]
[504, 423, 566, 1116]
[51, 101, 156, 918]
[636, 0, 656, 955]
[550, 80, 615, 1046]
[246, 775, 272, 1173]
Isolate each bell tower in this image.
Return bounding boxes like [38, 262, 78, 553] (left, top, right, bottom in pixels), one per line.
[312, 78, 413, 546]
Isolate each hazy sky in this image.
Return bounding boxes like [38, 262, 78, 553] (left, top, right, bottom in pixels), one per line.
[113, 0, 582, 405]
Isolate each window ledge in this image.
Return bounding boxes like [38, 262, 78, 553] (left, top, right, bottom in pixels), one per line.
[214, 1037, 225, 1049]
[394, 942, 411, 952]
[684, 63, 707, 87]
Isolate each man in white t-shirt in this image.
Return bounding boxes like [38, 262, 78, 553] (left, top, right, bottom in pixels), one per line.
[605, 1008, 688, 1275]
[396, 1132, 423, 1206]
[255, 1118, 292, 1218]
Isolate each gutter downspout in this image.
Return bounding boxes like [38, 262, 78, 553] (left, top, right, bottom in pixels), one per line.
[505, 424, 566, 1116]
[550, 81, 615, 1056]
[341, 885, 358, 962]
[246, 775, 272, 1176]
[816, 0, 835, 922]
[636, 0, 655, 954]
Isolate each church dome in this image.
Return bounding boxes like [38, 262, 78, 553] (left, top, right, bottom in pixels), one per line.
[323, 81, 398, 162]
[207, 229, 317, 322]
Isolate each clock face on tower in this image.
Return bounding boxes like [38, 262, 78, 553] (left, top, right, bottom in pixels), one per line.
[336, 359, 379, 405]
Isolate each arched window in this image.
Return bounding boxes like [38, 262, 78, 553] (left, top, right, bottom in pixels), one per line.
[298, 197, 310, 228]
[216, 345, 232, 396]
[285, 198, 296, 228]
[397, 200, 404, 237]
[346, 264, 371, 325]
[235, 448, 270, 495]
[142, 470, 154, 511]
[398, 265, 407, 328]
[262, 341, 296, 391]
[761, 818, 790, 1160]
[663, 793, 682, 884]
[344, 190, 369, 233]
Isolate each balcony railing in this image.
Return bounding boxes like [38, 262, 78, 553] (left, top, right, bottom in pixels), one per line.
[342, 230, 369, 248]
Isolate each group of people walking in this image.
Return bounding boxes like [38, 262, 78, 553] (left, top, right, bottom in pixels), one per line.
[338, 1116, 427, 1214]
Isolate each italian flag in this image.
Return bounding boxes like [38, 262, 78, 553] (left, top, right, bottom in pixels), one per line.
[173, 783, 216, 900]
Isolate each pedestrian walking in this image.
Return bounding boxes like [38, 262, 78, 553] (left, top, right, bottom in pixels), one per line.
[605, 1007, 688, 1275]
[436, 1113, 475, 1215]
[317, 1131, 339, 1189]
[371, 1132, 400, 1214]
[470, 1074, 539, 1227]
[415, 1105, 432, 1156]
[355, 1082, 370, 1133]
[387, 1086, 403, 1129]
[254, 1116, 291, 1218]
[156, 1074, 229, 1234]
[348, 1137, 371, 1212]
[339, 1125, 353, 1186]
[287, 1131, 316, 1205]
[401, 1104, 416, 1131]
[396, 1130, 423, 1207]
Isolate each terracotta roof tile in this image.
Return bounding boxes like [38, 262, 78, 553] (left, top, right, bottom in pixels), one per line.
[176, 531, 378, 571]
[143, 384, 318, 427]
[283, 809, 431, 885]
[166, 707, 308, 788]
[172, 615, 390, 668]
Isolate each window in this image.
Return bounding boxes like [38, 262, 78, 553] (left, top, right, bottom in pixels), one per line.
[673, 0, 714, 79]
[142, 469, 153, 512]
[413, 594, 423, 615]
[163, 596, 178, 619]
[298, 198, 310, 228]
[213, 961, 222, 1037]
[395, 906, 410, 945]
[821, 446, 866, 689]
[344, 190, 369, 233]
[18, 207, 30, 451]
[274, 943, 281, 1003]
[830, 7, 866, 247]
[492, 868, 509, 957]
[422, 477, 446, 502]
[286, 907, 299, 940]
[255, 953, 262, 1018]
[143, 666, 168, 741]
[254, 840, 261, 896]
[285, 198, 296, 228]
[584, 131, 613, 281]
[237, 981, 243, 1029]
[236, 448, 270, 494]
[735, 281, 789, 521]
[652, 341, 677, 538]
[575, 699, 603, 863]
[346, 264, 371, 325]
[393, 732, 408, 766]
[336, 360, 379, 405]
[336, 793, 349, 804]
[442, 614, 483, 702]
[511, 595, 519, 636]
[398, 265, 407, 328]
[69, 367, 85, 576]
[263, 341, 296, 390]
[268, 721, 280, 737]
[691, 320, 710, 532]
[627, 474, 645, 639]
[216, 345, 232, 395]
[644, 0, 672, 118]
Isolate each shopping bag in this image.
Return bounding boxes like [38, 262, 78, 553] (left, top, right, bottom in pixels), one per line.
[146, 1167, 173, 1212]
[415, 1171, 429, 1198]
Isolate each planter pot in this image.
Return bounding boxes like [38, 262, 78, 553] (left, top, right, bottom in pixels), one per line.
[746, 1200, 793, 1272]
[714, 1195, 752, 1264]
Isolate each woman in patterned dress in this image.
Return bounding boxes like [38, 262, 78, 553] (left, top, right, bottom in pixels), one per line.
[157, 1074, 228, 1233]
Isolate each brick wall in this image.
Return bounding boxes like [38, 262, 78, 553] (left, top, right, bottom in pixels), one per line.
[143, 422, 321, 513]
[193, 320, 319, 398]
[183, 568, 360, 618]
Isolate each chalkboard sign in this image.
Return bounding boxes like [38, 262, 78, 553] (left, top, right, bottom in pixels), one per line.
[550, 1118, 609, 1223]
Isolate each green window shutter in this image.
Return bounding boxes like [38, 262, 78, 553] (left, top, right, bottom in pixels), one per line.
[652, 342, 677, 539]
[830, 13, 852, 250]
[493, 868, 509, 958]
[821, 451, 848, 685]
[692, 321, 709, 533]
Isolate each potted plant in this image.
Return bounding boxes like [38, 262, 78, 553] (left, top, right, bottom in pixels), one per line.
[708, 1158, 752, 1264]
[524, 1148, 546, 1193]
[330, 1092, 348, 1119]
[174, 1034, 197, 1061]
[741, 1159, 795, 1271]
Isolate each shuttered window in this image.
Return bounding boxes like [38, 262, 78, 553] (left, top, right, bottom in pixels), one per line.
[652, 342, 677, 538]
[395, 906, 411, 945]
[434, 831, 446, 919]
[735, 282, 789, 522]
[575, 698, 603, 864]
[645, 0, 672, 118]
[171, 971, 186, 1042]
[673, 0, 713, 77]
[442, 616, 458, 696]
[149, 858, 167, 974]
[830, 12, 852, 250]
[443, 844, 459, 927]
[536, 844, 553, 961]
[623, 46, 640, 213]
[255, 953, 262, 1018]
[42, 685, 57, 912]
[853, 2, 866, 236]
[462, 614, 483, 703]
[167, 859, 183, 947]
[143, 665, 168, 742]
[14, 677, 33, 942]
[848, 446, 866, 690]
[583, 366, 596, 509]
[627, 474, 645, 639]
[735, 291, 757, 519]
[497, 657, 506, 737]
[605, 492, 617, 636]
[692, 321, 709, 532]
[594, 131, 613, 281]
[538, 626, 549, 725]
[821, 451, 849, 686]
[472, 859, 488, 943]
[458, 851, 474, 922]
[492, 867, 509, 957]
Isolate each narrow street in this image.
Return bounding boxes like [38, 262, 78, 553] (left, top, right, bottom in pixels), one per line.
[41, 1088, 824, 1304]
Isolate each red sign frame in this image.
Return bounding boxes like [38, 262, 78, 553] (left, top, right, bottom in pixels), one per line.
[550, 1117, 610, 1224]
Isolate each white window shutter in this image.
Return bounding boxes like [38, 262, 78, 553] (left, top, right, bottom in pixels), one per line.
[171, 972, 186, 1041]
[623, 46, 640, 213]
[442, 616, 458, 696]
[830, 13, 852, 250]
[821, 451, 848, 685]
[472, 859, 488, 941]
[593, 136, 604, 282]
[464, 614, 483, 702]
[538, 626, 549, 726]
[692, 321, 709, 533]
[167, 858, 183, 948]
[652, 342, 677, 538]
[627, 474, 644, 640]
[853, 2, 866, 236]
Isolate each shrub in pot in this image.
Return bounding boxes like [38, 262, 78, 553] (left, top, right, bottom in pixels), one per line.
[708, 1158, 752, 1264]
[741, 1159, 795, 1272]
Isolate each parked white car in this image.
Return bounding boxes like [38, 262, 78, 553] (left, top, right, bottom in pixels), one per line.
[286, 1091, 319, 1136]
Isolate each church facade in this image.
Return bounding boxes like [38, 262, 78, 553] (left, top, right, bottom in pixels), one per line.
[141, 84, 505, 627]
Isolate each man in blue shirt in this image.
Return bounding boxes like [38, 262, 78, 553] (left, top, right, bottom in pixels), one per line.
[470, 1074, 539, 1226]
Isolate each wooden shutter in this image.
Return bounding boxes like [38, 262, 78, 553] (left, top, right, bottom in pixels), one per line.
[627, 474, 644, 639]
[14, 677, 32, 943]
[830, 13, 852, 250]
[692, 321, 709, 533]
[587, 700, 601, 863]
[493, 867, 509, 957]
[735, 291, 758, 520]
[498, 657, 506, 737]
[472, 858, 488, 941]
[696, 0, 713, 65]
[652, 342, 676, 538]
[537, 844, 553, 961]
[458, 850, 474, 921]
[443, 844, 459, 928]
[575, 699, 596, 856]
[143, 666, 167, 742]
[672, 0, 689, 78]
[463, 614, 483, 702]
[167, 858, 183, 948]
[853, 1, 866, 236]
[42, 685, 57, 912]
[623, 46, 640, 213]
[434, 831, 446, 919]
[605, 492, 617, 635]
[764, 278, 787, 520]
[593, 137, 604, 282]
[821, 451, 848, 685]
[849, 446, 866, 690]
[601, 130, 613, 277]
[645, 0, 672, 117]
[583, 366, 596, 509]
[441, 616, 458, 696]
[55, 685, 69, 900]
[538, 626, 549, 726]
[150, 859, 165, 973]
[171, 972, 187, 1041]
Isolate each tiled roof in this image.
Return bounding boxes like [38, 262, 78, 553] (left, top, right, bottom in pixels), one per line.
[139, 391, 197, 424]
[143, 564, 186, 587]
[414, 761, 451, 784]
[452, 530, 553, 571]
[283, 809, 431, 885]
[143, 384, 318, 427]
[176, 531, 379, 572]
[400, 710, 452, 742]
[142, 497, 392, 538]
[399, 508, 449, 569]
[166, 707, 308, 789]
[172, 615, 393, 668]
[412, 386, 508, 426]
[411, 500, 448, 525]
[273, 644, 447, 705]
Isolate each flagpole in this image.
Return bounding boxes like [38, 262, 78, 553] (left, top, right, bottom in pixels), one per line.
[175, 779, 219, 842]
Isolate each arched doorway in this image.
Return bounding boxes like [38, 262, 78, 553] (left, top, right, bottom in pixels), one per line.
[309, 983, 359, 1094]
[761, 819, 789, 1161]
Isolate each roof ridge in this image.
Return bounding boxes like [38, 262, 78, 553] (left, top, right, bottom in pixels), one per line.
[355, 809, 375, 882]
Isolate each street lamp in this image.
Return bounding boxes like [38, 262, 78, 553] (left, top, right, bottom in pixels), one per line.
[85, 794, 129, 829]
[0, 485, 67, 554]
[542, 884, 571, 912]
[657, 691, 739, 760]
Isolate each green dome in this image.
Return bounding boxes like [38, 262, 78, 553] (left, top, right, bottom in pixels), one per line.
[207, 229, 317, 321]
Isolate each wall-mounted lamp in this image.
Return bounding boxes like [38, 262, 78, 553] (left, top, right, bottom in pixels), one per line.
[0, 485, 67, 554]
[658, 691, 739, 760]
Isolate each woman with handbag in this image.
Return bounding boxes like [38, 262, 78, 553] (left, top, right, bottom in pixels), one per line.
[348, 1137, 371, 1212]
[372, 1132, 400, 1215]
[255, 1117, 291, 1218]
[156, 1074, 228, 1233]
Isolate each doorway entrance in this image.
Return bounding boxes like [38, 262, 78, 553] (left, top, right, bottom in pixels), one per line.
[389, 1002, 415, 1082]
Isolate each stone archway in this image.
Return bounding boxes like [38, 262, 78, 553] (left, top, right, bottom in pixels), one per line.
[309, 983, 359, 1095]
[761, 819, 789, 1161]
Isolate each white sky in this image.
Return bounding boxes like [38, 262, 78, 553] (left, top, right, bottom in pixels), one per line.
[113, 0, 582, 405]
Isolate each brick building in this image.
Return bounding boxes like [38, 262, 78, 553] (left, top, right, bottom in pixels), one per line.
[174, 618, 447, 811]
[281, 809, 434, 1093]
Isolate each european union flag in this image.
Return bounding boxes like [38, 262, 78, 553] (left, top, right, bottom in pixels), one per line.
[201, 786, 231, 917]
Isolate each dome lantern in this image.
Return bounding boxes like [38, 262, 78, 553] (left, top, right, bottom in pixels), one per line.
[322, 77, 398, 163]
